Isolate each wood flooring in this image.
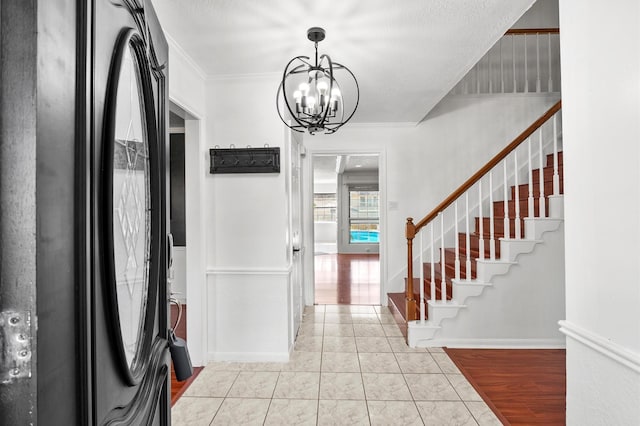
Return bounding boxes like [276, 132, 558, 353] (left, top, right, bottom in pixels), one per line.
[445, 348, 566, 425]
[169, 303, 203, 406]
[315, 253, 380, 305]
[171, 367, 203, 406]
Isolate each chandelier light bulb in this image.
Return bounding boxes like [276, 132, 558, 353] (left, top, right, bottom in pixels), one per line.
[307, 96, 316, 109]
[316, 81, 329, 93]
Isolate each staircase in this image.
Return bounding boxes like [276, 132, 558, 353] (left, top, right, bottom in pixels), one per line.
[388, 101, 565, 347]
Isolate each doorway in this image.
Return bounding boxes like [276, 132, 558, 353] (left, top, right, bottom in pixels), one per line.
[168, 110, 188, 404]
[167, 102, 205, 405]
[312, 154, 381, 305]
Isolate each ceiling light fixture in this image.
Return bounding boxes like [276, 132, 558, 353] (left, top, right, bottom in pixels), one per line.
[276, 27, 359, 135]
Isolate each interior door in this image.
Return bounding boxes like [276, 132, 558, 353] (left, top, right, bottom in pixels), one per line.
[290, 135, 304, 336]
[89, 1, 170, 423]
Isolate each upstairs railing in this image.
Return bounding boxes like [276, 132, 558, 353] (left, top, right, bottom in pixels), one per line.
[450, 28, 561, 95]
[404, 100, 562, 322]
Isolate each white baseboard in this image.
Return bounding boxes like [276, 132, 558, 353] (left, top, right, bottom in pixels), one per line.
[412, 337, 566, 349]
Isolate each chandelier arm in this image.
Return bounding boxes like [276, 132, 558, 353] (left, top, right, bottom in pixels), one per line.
[296, 57, 314, 68]
[279, 56, 311, 129]
[275, 83, 295, 130]
[330, 61, 360, 131]
[289, 69, 310, 75]
[276, 69, 311, 132]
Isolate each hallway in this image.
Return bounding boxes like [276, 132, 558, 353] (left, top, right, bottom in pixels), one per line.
[171, 304, 500, 425]
[314, 254, 380, 305]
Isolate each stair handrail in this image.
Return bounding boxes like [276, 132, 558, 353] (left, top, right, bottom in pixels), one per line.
[404, 100, 562, 320]
[505, 28, 559, 35]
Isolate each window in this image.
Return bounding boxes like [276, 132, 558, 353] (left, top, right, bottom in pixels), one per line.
[314, 193, 337, 222]
[348, 187, 379, 244]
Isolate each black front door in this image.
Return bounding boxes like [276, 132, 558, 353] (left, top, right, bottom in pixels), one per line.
[0, 1, 170, 423]
[88, 0, 170, 424]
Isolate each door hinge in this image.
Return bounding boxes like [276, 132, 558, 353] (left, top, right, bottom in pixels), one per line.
[0, 311, 32, 384]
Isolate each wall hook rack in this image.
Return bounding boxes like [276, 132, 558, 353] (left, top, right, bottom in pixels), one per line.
[209, 146, 280, 174]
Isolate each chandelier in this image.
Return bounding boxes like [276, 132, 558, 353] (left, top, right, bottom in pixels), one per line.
[276, 27, 359, 135]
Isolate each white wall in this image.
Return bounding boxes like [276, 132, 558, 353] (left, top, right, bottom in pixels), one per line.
[303, 93, 560, 303]
[314, 222, 337, 253]
[512, 0, 558, 28]
[205, 74, 295, 360]
[167, 36, 206, 116]
[206, 75, 288, 268]
[170, 247, 187, 303]
[313, 165, 338, 253]
[559, 0, 640, 424]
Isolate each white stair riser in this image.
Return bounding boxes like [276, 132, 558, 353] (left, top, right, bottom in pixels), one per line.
[524, 217, 563, 240]
[499, 239, 539, 262]
[427, 301, 465, 325]
[475, 259, 514, 282]
[452, 280, 492, 304]
[407, 320, 440, 345]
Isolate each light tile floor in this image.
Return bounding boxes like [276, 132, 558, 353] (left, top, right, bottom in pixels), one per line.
[171, 305, 502, 425]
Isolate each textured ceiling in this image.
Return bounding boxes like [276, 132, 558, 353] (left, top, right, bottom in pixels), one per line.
[313, 155, 379, 184]
[151, 0, 535, 124]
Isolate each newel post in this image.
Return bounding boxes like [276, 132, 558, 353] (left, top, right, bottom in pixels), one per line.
[405, 218, 417, 321]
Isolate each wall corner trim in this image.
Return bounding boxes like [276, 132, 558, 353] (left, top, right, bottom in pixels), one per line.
[559, 320, 640, 374]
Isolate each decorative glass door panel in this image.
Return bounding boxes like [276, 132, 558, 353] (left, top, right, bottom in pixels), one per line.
[111, 41, 151, 371]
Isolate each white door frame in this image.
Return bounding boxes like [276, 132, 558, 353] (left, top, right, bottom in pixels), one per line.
[169, 99, 207, 366]
[302, 148, 387, 306]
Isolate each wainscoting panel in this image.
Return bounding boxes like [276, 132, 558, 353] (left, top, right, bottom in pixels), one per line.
[206, 267, 293, 362]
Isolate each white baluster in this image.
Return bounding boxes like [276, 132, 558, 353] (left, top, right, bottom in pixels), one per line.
[548, 33, 553, 92]
[500, 38, 505, 93]
[524, 34, 529, 93]
[503, 159, 510, 239]
[430, 222, 435, 303]
[488, 46, 493, 93]
[464, 72, 470, 95]
[465, 192, 471, 281]
[489, 171, 496, 260]
[419, 228, 425, 323]
[512, 35, 517, 92]
[536, 33, 541, 92]
[514, 152, 521, 239]
[440, 212, 446, 302]
[553, 114, 560, 195]
[454, 201, 460, 280]
[528, 137, 535, 217]
[478, 180, 485, 259]
[538, 131, 546, 217]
